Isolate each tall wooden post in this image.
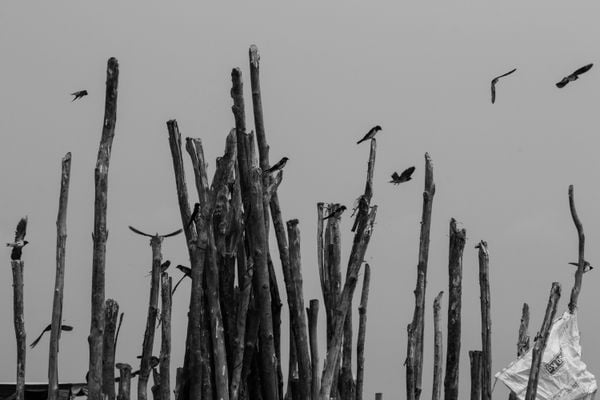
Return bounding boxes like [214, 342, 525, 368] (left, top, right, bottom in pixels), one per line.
[307, 300, 320, 400]
[356, 264, 371, 400]
[160, 274, 172, 400]
[477, 241, 491, 400]
[10, 217, 28, 400]
[103, 299, 120, 400]
[468, 351, 482, 400]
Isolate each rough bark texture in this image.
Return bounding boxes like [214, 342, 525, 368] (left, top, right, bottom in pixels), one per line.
[48, 152, 71, 400]
[116, 364, 132, 400]
[407, 152, 435, 400]
[443, 219, 466, 400]
[103, 299, 120, 400]
[307, 300, 320, 400]
[432, 291, 444, 400]
[406, 323, 416, 400]
[11, 260, 26, 400]
[568, 185, 585, 313]
[525, 282, 561, 400]
[160, 274, 172, 400]
[508, 303, 530, 400]
[356, 264, 371, 400]
[340, 308, 355, 400]
[468, 351, 482, 400]
[477, 241, 491, 400]
[89, 57, 119, 400]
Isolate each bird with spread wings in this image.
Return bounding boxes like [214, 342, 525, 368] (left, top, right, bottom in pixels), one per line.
[490, 68, 517, 104]
[7, 217, 28, 261]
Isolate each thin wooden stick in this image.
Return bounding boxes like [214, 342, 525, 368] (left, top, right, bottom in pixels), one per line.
[568, 185, 585, 313]
[307, 299, 320, 400]
[103, 299, 120, 400]
[160, 274, 172, 400]
[432, 291, 444, 400]
[48, 153, 71, 400]
[508, 303, 530, 400]
[524, 282, 561, 400]
[443, 219, 466, 400]
[89, 57, 119, 400]
[468, 351, 482, 400]
[477, 241, 491, 400]
[356, 264, 371, 400]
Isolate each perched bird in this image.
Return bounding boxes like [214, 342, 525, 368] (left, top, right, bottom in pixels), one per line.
[390, 166, 416, 185]
[323, 205, 347, 220]
[186, 203, 201, 229]
[7, 217, 28, 261]
[146, 260, 170, 276]
[357, 125, 382, 144]
[556, 64, 593, 88]
[71, 90, 88, 101]
[263, 157, 289, 174]
[172, 265, 192, 295]
[568, 261, 594, 273]
[30, 324, 73, 348]
[490, 68, 517, 104]
[136, 355, 160, 369]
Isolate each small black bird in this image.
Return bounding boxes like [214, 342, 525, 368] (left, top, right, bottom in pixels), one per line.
[357, 125, 382, 144]
[146, 260, 170, 276]
[263, 157, 289, 174]
[568, 261, 593, 273]
[172, 265, 192, 295]
[556, 64, 593, 88]
[390, 166, 416, 185]
[186, 203, 201, 229]
[71, 90, 88, 101]
[30, 324, 73, 348]
[128, 226, 182, 239]
[323, 205, 347, 220]
[7, 217, 28, 261]
[491, 68, 517, 104]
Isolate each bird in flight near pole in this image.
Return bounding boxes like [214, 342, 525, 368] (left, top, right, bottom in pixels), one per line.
[322, 205, 347, 220]
[490, 68, 517, 104]
[389, 166, 416, 185]
[30, 324, 73, 348]
[71, 90, 88, 101]
[6, 217, 28, 261]
[568, 261, 593, 273]
[172, 265, 192, 295]
[263, 157, 289, 175]
[357, 125, 382, 144]
[128, 226, 182, 239]
[556, 64, 593, 88]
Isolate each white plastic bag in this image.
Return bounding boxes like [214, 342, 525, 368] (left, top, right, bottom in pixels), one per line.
[495, 311, 596, 400]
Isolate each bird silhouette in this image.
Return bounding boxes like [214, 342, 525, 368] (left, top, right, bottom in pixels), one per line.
[556, 64, 593, 88]
[490, 68, 517, 104]
[390, 166, 416, 185]
[568, 261, 593, 273]
[263, 157, 289, 174]
[323, 205, 347, 220]
[7, 217, 28, 261]
[357, 125, 382, 144]
[146, 260, 170, 276]
[172, 265, 192, 295]
[30, 324, 73, 348]
[186, 203, 201, 230]
[128, 226, 182, 239]
[71, 90, 88, 101]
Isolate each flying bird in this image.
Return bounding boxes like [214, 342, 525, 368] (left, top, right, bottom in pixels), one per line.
[357, 125, 382, 145]
[172, 265, 192, 295]
[322, 205, 347, 220]
[263, 157, 289, 175]
[128, 226, 182, 239]
[186, 203, 201, 229]
[7, 217, 28, 261]
[390, 166, 416, 185]
[490, 68, 517, 104]
[568, 261, 593, 273]
[556, 64, 593, 88]
[71, 90, 88, 101]
[30, 324, 73, 348]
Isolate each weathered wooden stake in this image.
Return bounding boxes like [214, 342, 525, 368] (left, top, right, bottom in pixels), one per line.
[356, 264, 371, 400]
[103, 299, 120, 400]
[568, 185, 586, 313]
[307, 299, 320, 400]
[160, 274, 172, 400]
[432, 291, 444, 400]
[525, 282, 561, 400]
[508, 303, 530, 400]
[89, 56, 119, 400]
[10, 217, 27, 400]
[48, 153, 71, 400]
[477, 241, 491, 400]
[116, 363, 132, 400]
[468, 351, 482, 400]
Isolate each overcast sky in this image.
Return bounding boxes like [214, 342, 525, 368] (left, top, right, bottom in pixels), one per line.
[1, 1, 600, 399]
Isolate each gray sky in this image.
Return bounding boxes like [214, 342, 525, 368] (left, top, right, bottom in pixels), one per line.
[1, 1, 600, 399]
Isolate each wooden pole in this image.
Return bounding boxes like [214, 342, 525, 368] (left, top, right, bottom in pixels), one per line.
[340, 308, 355, 400]
[468, 351, 482, 400]
[89, 57, 119, 400]
[508, 303, 530, 400]
[432, 291, 444, 400]
[443, 218, 466, 400]
[103, 299, 120, 400]
[11, 252, 26, 400]
[307, 300, 320, 400]
[48, 153, 71, 400]
[568, 185, 585, 313]
[407, 153, 435, 400]
[356, 264, 371, 400]
[476, 241, 491, 400]
[160, 274, 172, 400]
[116, 363, 132, 400]
[524, 282, 561, 400]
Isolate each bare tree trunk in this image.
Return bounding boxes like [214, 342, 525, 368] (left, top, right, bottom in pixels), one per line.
[340, 308, 355, 400]
[116, 363, 132, 400]
[307, 300, 320, 400]
[407, 153, 435, 400]
[11, 259, 26, 400]
[525, 282, 561, 400]
[443, 219, 466, 400]
[568, 185, 586, 313]
[48, 153, 71, 400]
[160, 274, 172, 400]
[356, 264, 371, 400]
[476, 242, 491, 400]
[103, 299, 120, 400]
[432, 292, 443, 400]
[468, 351, 482, 400]
[89, 57, 119, 400]
[508, 303, 530, 400]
